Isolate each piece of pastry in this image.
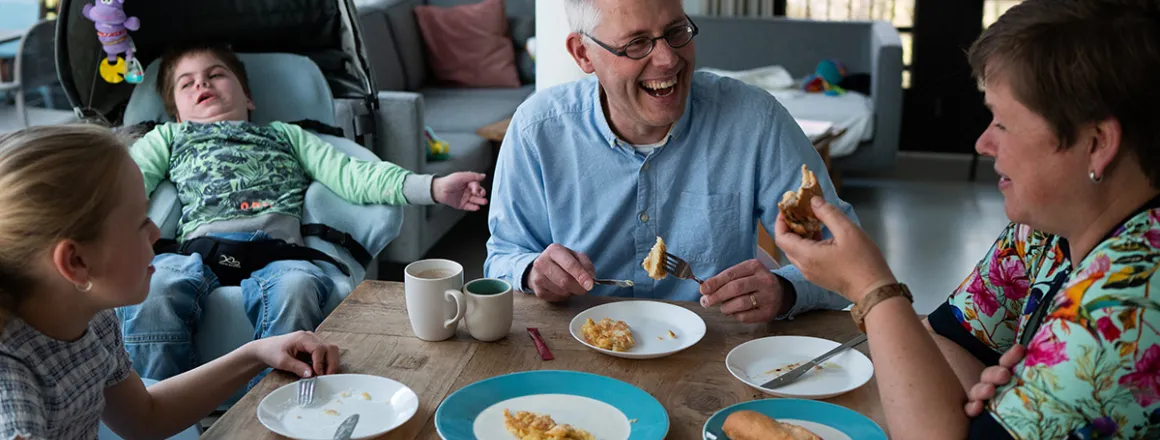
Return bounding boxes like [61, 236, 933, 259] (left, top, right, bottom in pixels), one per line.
[722, 410, 822, 440]
[778, 164, 825, 237]
[642, 236, 667, 280]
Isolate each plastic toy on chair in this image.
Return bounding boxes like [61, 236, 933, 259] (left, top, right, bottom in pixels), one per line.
[425, 126, 450, 161]
[802, 59, 847, 96]
[83, 0, 144, 84]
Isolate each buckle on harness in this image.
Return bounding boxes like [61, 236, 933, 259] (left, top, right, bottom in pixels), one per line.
[300, 224, 372, 267]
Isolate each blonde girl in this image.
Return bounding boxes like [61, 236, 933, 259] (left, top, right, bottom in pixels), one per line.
[0, 125, 340, 440]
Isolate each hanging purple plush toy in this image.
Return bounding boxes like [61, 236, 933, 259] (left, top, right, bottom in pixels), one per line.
[83, 0, 144, 84]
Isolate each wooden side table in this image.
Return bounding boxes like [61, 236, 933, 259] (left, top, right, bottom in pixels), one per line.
[476, 117, 511, 144]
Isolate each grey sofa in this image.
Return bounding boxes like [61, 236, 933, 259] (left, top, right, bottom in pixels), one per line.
[691, 15, 903, 171]
[356, 0, 535, 263]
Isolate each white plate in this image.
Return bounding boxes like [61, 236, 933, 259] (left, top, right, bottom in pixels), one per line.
[256, 374, 419, 439]
[569, 300, 706, 359]
[725, 336, 874, 399]
[473, 394, 632, 439]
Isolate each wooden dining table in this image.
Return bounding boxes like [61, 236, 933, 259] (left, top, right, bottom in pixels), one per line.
[203, 280, 885, 439]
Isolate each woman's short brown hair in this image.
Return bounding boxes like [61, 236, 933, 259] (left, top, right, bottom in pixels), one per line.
[968, 0, 1160, 187]
[157, 43, 252, 120]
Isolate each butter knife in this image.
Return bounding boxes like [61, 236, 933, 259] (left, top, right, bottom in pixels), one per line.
[594, 279, 634, 288]
[333, 414, 359, 440]
[760, 334, 868, 389]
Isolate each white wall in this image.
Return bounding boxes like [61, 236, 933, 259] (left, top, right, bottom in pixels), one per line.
[534, 0, 592, 91]
[683, 0, 703, 15]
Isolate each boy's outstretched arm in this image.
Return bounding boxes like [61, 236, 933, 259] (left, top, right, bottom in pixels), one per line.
[432, 172, 489, 211]
[285, 122, 489, 210]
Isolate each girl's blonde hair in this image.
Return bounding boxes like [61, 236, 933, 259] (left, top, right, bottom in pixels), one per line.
[0, 124, 131, 327]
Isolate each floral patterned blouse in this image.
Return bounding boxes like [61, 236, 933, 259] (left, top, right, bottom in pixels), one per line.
[928, 199, 1160, 439]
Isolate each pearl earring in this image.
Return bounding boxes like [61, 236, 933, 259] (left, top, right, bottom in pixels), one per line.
[77, 281, 92, 292]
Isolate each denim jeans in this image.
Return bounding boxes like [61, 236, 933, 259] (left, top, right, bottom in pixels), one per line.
[116, 231, 334, 382]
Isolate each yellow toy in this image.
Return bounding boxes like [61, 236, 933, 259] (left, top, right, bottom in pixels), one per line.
[425, 126, 450, 161]
[98, 56, 127, 83]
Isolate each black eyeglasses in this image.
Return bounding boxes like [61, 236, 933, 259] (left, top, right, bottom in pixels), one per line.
[584, 16, 699, 60]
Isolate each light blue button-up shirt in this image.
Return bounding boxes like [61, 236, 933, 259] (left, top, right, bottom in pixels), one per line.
[485, 72, 858, 318]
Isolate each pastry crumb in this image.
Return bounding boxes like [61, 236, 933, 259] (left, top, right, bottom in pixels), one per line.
[764, 361, 840, 376]
[360, 392, 372, 400]
[668, 329, 677, 338]
[322, 409, 339, 416]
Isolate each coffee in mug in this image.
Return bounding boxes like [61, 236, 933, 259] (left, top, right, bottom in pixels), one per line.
[415, 269, 454, 279]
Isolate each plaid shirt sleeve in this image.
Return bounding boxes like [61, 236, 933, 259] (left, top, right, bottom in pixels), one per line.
[0, 355, 47, 440]
[93, 311, 132, 388]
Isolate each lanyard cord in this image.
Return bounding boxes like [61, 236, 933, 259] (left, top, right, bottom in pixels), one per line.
[1018, 269, 1072, 347]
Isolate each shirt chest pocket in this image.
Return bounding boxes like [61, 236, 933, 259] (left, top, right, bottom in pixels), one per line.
[666, 191, 742, 263]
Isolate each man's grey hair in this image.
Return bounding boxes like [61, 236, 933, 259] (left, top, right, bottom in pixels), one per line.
[563, 0, 602, 35]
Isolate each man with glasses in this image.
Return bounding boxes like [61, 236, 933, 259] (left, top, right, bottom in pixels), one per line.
[484, 0, 861, 323]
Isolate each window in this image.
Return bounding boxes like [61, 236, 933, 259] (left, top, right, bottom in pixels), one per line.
[784, 0, 916, 88]
[983, 0, 1022, 28]
[42, 0, 59, 19]
[786, 0, 912, 27]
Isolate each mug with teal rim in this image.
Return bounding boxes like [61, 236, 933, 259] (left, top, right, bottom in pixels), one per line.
[465, 278, 510, 296]
[463, 278, 513, 342]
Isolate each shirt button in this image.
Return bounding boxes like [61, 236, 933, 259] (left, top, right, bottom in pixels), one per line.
[639, 212, 649, 222]
[642, 163, 650, 171]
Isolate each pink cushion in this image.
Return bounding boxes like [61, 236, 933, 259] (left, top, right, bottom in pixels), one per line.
[414, 0, 522, 88]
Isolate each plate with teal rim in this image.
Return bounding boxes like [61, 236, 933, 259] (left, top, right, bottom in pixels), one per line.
[702, 398, 885, 440]
[435, 370, 669, 440]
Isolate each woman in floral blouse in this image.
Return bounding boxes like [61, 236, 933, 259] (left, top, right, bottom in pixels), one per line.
[773, 1, 1159, 439]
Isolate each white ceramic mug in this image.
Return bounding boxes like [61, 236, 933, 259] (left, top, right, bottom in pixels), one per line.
[463, 278, 514, 342]
[403, 259, 466, 341]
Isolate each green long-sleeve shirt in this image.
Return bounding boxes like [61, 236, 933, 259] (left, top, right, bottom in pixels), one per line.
[131, 121, 427, 241]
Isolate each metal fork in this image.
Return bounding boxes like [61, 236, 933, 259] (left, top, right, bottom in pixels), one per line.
[297, 377, 315, 406]
[664, 252, 703, 284]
